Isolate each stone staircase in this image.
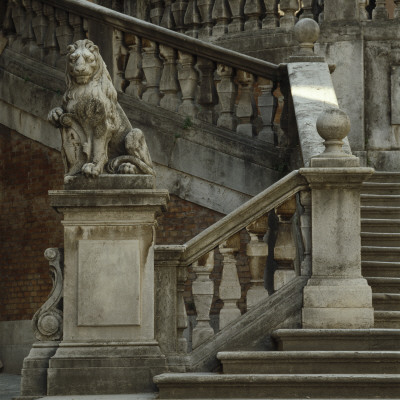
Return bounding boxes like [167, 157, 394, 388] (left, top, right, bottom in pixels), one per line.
[154, 171, 400, 399]
[361, 172, 400, 329]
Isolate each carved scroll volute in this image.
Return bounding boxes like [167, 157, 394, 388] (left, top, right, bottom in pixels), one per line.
[197, 0, 214, 38]
[262, 0, 278, 28]
[244, 0, 262, 31]
[246, 216, 269, 310]
[184, 0, 201, 37]
[177, 51, 199, 117]
[177, 266, 188, 353]
[32, 1, 47, 60]
[212, 0, 231, 37]
[216, 64, 238, 130]
[43, 4, 58, 66]
[159, 44, 180, 112]
[274, 196, 297, 290]
[32, 248, 64, 341]
[299, 190, 311, 276]
[219, 233, 241, 330]
[236, 70, 256, 137]
[141, 39, 162, 105]
[279, 0, 299, 28]
[228, 0, 245, 33]
[196, 57, 217, 123]
[125, 34, 143, 99]
[192, 251, 215, 349]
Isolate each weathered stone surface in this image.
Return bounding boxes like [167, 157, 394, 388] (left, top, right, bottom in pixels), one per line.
[64, 174, 155, 190]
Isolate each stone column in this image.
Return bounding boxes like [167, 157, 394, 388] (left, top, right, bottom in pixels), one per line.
[46, 175, 169, 395]
[300, 108, 374, 329]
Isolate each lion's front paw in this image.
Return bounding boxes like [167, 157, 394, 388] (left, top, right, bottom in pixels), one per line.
[82, 163, 101, 178]
[48, 107, 64, 127]
[118, 162, 139, 174]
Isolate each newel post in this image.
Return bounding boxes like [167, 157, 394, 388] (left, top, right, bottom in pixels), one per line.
[300, 108, 374, 329]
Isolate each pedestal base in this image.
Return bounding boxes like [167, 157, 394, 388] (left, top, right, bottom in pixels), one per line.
[47, 342, 167, 395]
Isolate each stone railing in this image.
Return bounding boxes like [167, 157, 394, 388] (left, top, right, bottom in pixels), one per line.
[154, 170, 310, 359]
[0, 0, 293, 146]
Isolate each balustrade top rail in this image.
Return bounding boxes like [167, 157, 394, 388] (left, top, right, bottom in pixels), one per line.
[156, 170, 308, 266]
[40, 0, 285, 81]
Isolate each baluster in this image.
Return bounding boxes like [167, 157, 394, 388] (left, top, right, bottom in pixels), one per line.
[55, 9, 73, 69]
[395, 0, 400, 19]
[273, 197, 297, 291]
[262, 0, 278, 28]
[177, 266, 188, 353]
[279, 0, 299, 28]
[257, 78, 275, 143]
[300, 0, 313, 19]
[21, 0, 39, 58]
[372, 0, 388, 19]
[196, 58, 217, 123]
[141, 39, 162, 105]
[150, 0, 164, 24]
[32, 1, 47, 60]
[113, 30, 128, 92]
[159, 45, 180, 112]
[185, 0, 201, 37]
[3, 2, 16, 48]
[125, 34, 143, 99]
[228, 0, 245, 33]
[358, 0, 369, 20]
[197, 0, 214, 37]
[299, 191, 311, 276]
[236, 70, 256, 137]
[212, 0, 231, 37]
[216, 64, 237, 130]
[219, 233, 241, 330]
[43, 5, 58, 66]
[244, 0, 262, 30]
[172, 0, 189, 32]
[161, 0, 175, 28]
[192, 251, 215, 349]
[69, 13, 85, 42]
[316, 0, 324, 23]
[11, 0, 24, 52]
[177, 51, 198, 117]
[246, 216, 269, 310]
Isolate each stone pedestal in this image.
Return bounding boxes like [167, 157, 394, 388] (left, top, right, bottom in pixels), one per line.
[299, 167, 374, 329]
[46, 175, 169, 394]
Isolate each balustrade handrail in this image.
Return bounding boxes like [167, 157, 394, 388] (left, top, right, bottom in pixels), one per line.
[41, 0, 285, 81]
[155, 170, 308, 266]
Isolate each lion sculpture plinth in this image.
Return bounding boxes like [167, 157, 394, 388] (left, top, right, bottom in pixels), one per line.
[48, 39, 154, 179]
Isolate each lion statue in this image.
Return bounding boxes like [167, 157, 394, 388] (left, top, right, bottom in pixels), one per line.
[48, 39, 154, 178]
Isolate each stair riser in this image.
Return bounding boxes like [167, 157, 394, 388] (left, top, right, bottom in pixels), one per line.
[374, 320, 400, 328]
[373, 301, 400, 311]
[361, 238, 400, 247]
[361, 210, 400, 219]
[363, 266, 400, 277]
[361, 199, 400, 207]
[362, 253, 400, 262]
[370, 285, 400, 294]
[361, 223, 400, 233]
[157, 381, 400, 399]
[361, 185, 400, 195]
[222, 361, 400, 375]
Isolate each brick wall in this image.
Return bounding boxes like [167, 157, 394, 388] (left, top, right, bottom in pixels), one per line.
[0, 126, 233, 321]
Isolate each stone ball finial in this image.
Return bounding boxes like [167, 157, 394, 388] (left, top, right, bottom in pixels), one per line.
[316, 107, 350, 157]
[294, 18, 320, 55]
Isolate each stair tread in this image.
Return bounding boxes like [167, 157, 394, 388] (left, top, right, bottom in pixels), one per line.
[363, 261, 400, 266]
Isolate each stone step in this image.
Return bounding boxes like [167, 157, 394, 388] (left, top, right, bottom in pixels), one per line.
[271, 329, 400, 351]
[361, 182, 400, 195]
[362, 261, 400, 277]
[362, 246, 400, 262]
[360, 219, 400, 233]
[217, 351, 400, 374]
[374, 311, 400, 328]
[361, 206, 400, 219]
[154, 373, 400, 399]
[366, 277, 400, 293]
[363, 172, 400, 184]
[361, 232, 400, 247]
[373, 292, 400, 309]
[373, 293, 400, 311]
[361, 194, 400, 207]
